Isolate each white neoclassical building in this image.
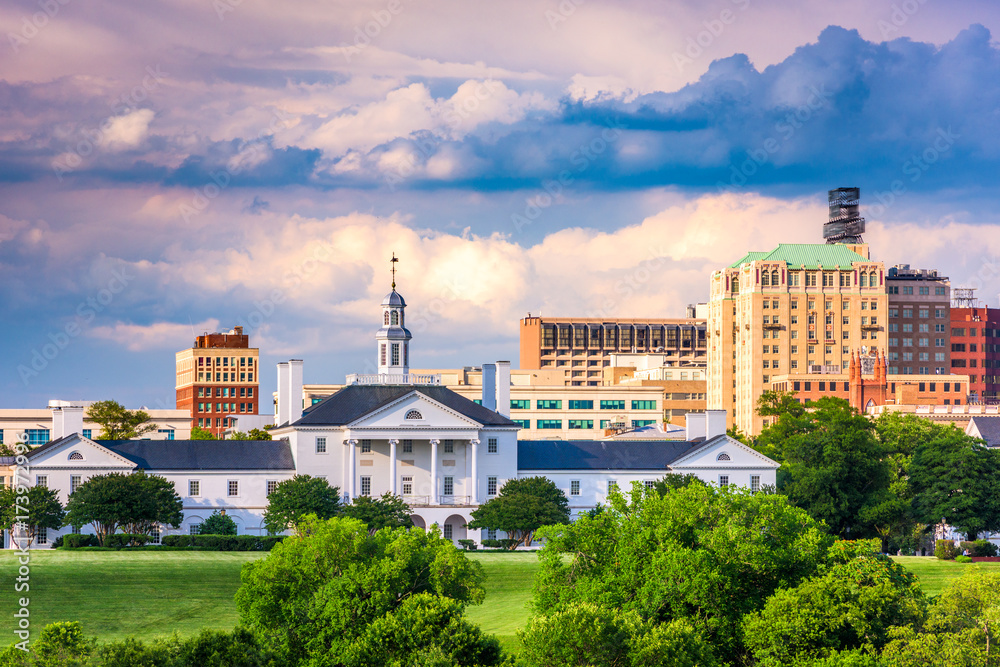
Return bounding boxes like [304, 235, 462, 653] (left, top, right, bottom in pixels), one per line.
[7, 281, 778, 548]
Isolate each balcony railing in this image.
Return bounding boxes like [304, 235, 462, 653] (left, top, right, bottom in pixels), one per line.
[402, 495, 474, 507]
[346, 373, 442, 385]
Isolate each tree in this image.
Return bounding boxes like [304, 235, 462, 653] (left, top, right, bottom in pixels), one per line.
[909, 426, 1000, 541]
[85, 400, 157, 440]
[761, 396, 892, 539]
[531, 482, 832, 664]
[342, 492, 412, 534]
[468, 476, 570, 549]
[190, 426, 217, 440]
[199, 510, 237, 535]
[262, 475, 341, 535]
[651, 473, 705, 496]
[0, 485, 65, 545]
[227, 428, 272, 441]
[64, 472, 183, 545]
[743, 540, 926, 665]
[235, 516, 494, 666]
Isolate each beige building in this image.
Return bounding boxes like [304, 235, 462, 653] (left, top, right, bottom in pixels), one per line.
[602, 353, 707, 425]
[0, 400, 191, 447]
[708, 243, 887, 435]
[289, 365, 666, 441]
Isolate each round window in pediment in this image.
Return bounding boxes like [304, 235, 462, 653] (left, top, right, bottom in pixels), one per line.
[716, 452, 731, 462]
[405, 410, 423, 420]
[69, 451, 84, 461]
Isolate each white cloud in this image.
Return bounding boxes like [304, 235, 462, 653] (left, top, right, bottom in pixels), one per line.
[97, 109, 155, 151]
[88, 319, 220, 352]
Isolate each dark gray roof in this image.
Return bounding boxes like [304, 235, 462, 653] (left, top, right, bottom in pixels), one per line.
[99, 440, 295, 470]
[290, 384, 519, 428]
[24, 435, 77, 459]
[969, 416, 1000, 447]
[517, 439, 718, 470]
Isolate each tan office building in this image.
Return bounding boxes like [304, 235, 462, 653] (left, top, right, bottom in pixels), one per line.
[519, 316, 707, 386]
[708, 243, 887, 435]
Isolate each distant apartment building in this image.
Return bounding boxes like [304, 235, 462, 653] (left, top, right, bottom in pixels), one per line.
[950, 306, 1000, 403]
[0, 400, 191, 447]
[519, 314, 707, 386]
[885, 265, 950, 376]
[176, 326, 259, 436]
[603, 353, 707, 425]
[708, 242, 888, 435]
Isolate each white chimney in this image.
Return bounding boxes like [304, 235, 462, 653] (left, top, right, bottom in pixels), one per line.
[496, 361, 511, 417]
[705, 410, 727, 439]
[481, 364, 497, 411]
[50, 404, 85, 440]
[51, 406, 65, 440]
[287, 359, 304, 424]
[685, 412, 706, 441]
[276, 362, 290, 426]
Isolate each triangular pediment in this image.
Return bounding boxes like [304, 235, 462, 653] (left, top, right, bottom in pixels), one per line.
[670, 435, 779, 469]
[26, 434, 138, 470]
[346, 391, 482, 430]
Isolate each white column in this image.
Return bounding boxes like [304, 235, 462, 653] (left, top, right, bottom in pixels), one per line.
[389, 439, 398, 495]
[345, 439, 358, 501]
[469, 439, 480, 504]
[429, 439, 439, 505]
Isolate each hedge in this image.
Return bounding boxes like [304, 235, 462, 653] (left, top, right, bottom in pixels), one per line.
[105, 534, 151, 549]
[62, 534, 101, 549]
[481, 538, 520, 550]
[160, 534, 286, 551]
[936, 539, 999, 560]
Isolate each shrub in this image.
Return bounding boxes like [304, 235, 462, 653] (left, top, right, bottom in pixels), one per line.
[967, 540, 998, 557]
[955, 554, 974, 563]
[62, 534, 101, 549]
[104, 534, 151, 549]
[935, 540, 960, 560]
[457, 539, 477, 551]
[159, 534, 285, 551]
[50, 535, 63, 549]
[481, 538, 519, 550]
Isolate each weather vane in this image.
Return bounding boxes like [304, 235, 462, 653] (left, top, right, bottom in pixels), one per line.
[390, 252, 398, 290]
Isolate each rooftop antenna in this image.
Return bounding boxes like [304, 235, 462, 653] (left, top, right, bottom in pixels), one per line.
[952, 287, 979, 308]
[824, 187, 866, 244]
[390, 252, 398, 290]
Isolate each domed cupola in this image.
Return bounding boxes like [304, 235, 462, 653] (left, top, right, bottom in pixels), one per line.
[376, 254, 412, 377]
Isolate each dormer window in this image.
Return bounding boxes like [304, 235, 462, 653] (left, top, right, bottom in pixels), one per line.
[405, 410, 423, 420]
[716, 452, 731, 462]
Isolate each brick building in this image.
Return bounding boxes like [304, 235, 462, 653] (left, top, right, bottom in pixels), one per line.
[885, 265, 950, 376]
[175, 326, 260, 436]
[950, 306, 1000, 403]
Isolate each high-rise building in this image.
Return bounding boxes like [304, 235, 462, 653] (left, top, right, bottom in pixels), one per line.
[519, 315, 707, 386]
[708, 242, 887, 435]
[950, 305, 1000, 403]
[885, 265, 951, 376]
[176, 326, 259, 437]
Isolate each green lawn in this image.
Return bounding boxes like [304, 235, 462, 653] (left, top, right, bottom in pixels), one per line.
[891, 556, 1000, 595]
[0, 549, 541, 650]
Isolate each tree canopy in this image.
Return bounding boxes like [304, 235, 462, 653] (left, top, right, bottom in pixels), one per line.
[64, 471, 183, 544]
[0, 485, 65, 544]
[85, 400, 157, 440]
[190, 426, 217, 440]
[199, 510, 238, 536]
[342, 492, 412, 534]
[468, 476, 570, 548]
[262, 475, 341, 535]
[227, 428, 272, 441]
[235, 516, 497, 666]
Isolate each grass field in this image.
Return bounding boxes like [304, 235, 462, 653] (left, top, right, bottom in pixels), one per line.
[0, 549, 541, 650]
[2, 550, 994, 653]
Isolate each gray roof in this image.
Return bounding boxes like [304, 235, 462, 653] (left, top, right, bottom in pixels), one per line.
[290, 384, 519, 428]
[969, 416, 1000, 447]
[382, 290, 406, 307]
[24, 435, 77, 459]
[100, 440, 295, 470]
[517, 438, 720, 470]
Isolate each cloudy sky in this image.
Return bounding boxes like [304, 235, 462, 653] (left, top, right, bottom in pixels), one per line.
[3, 0, 1000, 409]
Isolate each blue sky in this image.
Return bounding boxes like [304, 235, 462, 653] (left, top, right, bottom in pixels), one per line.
[2, 0, 1000, 409]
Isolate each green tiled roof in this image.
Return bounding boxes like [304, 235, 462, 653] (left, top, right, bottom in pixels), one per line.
[728, 243, 867, 270]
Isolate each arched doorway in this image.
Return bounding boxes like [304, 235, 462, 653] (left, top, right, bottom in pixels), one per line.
[444, 514, 467, 544]
[410, 515, 427, 530]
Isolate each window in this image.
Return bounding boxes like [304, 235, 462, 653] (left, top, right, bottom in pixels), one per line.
[444, 440, 454, 453]
[316, 436, 327, 453]
[487, 438, 498, 453]
[443, 476, 454, 496]
[751, 475, 760, 492]
[486, 528, 497, 541]
[488, 476, 497, 496]
[510, 399, 530, 410]
[150, 526, 161, 544]
[919, 286, 930, 295]
[228, 480, 239, 497]
[70, 475, 81, 494]
[189, 480, 200, 496]
[360, 476, 371, 496]
[391, 343, 400, 365]
[568, 400, 593, 409]
[361, 439, 372, 453]
[514, 419, 530, 429]
[570, 480, 580, 496]
[405, 410, 423, 420]
[36, 527, 47, 545]
[537, 400, 562, 410]
[717, 452, 731, 461]
[719, 475, 729, 487]
[402, 476, 413, 495]
[607, 480, 618, 495]
[936, 309, 946, 319]
[380, 343, 386, 366]
[537, 420, 562, 429]
[631, 400, 657, 410]
[82, 429, 93, 439]
[569, 419, 593, 429]
[936, 338, 945, 347]
[936, 286, 947, 295]
[631, 420, 656, 428]
[443, 524, 453, 540]
[919, 308, 929, 318]
[36, 475, 47, 488]
[26, 429, 49, 446]
[190, 524, 201, 535]
[600, 400, 625, 410]
[266, 480, 278, 496]
[403, 439, 412, 453]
